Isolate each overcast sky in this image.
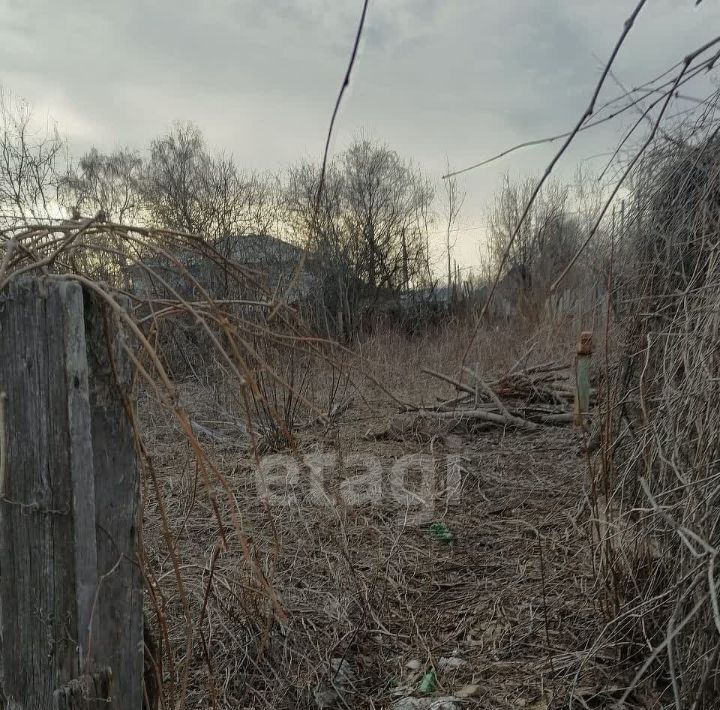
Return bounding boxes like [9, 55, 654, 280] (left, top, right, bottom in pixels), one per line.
[1, 0, 718, 269]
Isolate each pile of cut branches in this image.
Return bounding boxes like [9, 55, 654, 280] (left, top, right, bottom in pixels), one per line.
[415, 360, 589, 429]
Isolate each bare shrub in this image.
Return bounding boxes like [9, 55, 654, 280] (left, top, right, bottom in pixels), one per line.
[0, 218, 348, 707]
[589, 132, 720, 707]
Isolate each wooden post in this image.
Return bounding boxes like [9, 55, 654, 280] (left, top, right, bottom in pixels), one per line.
[574, 330, 593, 428]
[0, 277, 142, 709]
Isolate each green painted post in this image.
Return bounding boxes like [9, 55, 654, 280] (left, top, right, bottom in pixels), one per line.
[574, 331, 593, 428]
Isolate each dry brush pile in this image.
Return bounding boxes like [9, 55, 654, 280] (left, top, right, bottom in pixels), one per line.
[415, 360, 587, 430]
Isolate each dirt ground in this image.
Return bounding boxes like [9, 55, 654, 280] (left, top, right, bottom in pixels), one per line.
[142, 361, 613, 709]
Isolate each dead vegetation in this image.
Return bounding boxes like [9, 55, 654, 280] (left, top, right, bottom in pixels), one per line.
[0, 212, 610, 708]
[584, 132, 720, 709]
[414, 361, 581, 429]
[2, 5, 720, 710]
[2, 139, 718, 708]
[137, 317, 605, 710]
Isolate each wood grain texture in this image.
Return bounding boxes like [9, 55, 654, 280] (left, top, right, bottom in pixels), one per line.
[0, 278, 142, 709]
[84, 291, 143, 710]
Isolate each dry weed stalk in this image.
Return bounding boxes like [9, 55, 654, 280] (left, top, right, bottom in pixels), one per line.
[586, 132, 720, 708]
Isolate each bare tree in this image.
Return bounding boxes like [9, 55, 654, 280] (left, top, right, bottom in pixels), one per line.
[486, 175, 583, 294]
[285, 158, 357, 338]
[285, 137, 434, 335]
[142, 122, 277, 241]
[340, 138, 433, 294]
[441, 159, 465, 298]
[0, 89, 65, 227]
[60, 147, 144, 223]
[141, 122, 208, 233]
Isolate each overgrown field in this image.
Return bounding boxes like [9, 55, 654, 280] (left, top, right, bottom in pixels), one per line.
[140, 318, 627, 709]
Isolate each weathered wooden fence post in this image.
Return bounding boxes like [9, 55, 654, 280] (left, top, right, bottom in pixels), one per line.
[0, 277, 142, 709]
[574, 330, 593, 428]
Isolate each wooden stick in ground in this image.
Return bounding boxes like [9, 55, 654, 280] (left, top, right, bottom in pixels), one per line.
[574, 331, 594, 427]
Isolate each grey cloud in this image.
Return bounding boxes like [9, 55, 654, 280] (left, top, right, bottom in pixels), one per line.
[0, 0, 718, 266]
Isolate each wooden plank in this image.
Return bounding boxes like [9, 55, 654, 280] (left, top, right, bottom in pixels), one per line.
[574, 331, 593, 428]
[64, 283, 100, 662]
[0, 278, 93, 706]
[84, 292, 143, 710]
[0, 278, 143, 709]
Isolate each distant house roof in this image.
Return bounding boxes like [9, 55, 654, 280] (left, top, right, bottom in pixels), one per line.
[124, 233, 312, 303]
[215, 234, 311, 302]
[214, 234, 304, 266]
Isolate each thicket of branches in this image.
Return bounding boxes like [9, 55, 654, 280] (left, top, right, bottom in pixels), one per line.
[60, 122, 281, 239]
[587, 128, 720, 709]
[0, 92, 448, 337]
[285, 138, 435, 337]
[0, 82, 617, 343]
[483, 171, 609, 315]
[439, 3, 720, 703]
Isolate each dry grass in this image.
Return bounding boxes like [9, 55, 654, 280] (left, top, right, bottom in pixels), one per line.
[355, 313, 606, 405]
[137, 316, 615, 709]
[0, 218, 619, 709]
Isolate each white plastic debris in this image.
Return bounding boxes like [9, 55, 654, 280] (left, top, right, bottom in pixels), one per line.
[438, 656, 466, 670]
